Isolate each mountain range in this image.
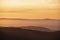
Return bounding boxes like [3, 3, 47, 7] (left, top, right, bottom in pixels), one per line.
[0, 18, 60, 21]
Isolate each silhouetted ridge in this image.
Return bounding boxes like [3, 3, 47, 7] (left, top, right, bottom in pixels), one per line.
[18, 26, 54, 32]
[0, 26, 57, 32]
[0, 27, 60, 40]
[0, 18, 60, 21]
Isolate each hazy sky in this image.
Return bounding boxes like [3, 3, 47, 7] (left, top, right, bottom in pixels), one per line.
[0, 0, 60, 19]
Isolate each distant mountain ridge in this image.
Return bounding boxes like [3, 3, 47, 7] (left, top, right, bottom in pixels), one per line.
[19, 26, 55, 32]
[0, 18, 60, 21]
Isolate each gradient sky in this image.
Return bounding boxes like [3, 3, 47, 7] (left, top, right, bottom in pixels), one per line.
[0, 0, 60, 19]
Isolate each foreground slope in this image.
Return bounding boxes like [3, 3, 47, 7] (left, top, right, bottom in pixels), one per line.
[0, 27, 60, 40]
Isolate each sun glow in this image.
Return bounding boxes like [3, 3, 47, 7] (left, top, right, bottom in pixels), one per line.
[0, 0, 60, 19]
[1, 0, 59, 8]
[1, 0, 23, 8]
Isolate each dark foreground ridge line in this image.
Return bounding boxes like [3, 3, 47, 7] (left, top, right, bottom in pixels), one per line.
[0, 27, 60, 40]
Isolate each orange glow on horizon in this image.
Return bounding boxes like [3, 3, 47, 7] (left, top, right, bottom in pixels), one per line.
[0, 0, 60, 19]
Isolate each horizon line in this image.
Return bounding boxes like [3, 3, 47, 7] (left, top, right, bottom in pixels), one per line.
[0, 18, 60, 20]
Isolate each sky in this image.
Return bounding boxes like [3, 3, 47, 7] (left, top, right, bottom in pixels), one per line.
[0, 0, 60, 19]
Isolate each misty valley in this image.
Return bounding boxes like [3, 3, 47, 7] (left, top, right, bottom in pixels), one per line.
[0, 18, 60, 40]
[0, 18, 60, 31]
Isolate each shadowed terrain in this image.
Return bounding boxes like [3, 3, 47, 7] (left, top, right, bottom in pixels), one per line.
[0, 27, 60, 40]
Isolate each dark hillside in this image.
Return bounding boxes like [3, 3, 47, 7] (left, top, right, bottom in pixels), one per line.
[0, 27, 60, 40]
